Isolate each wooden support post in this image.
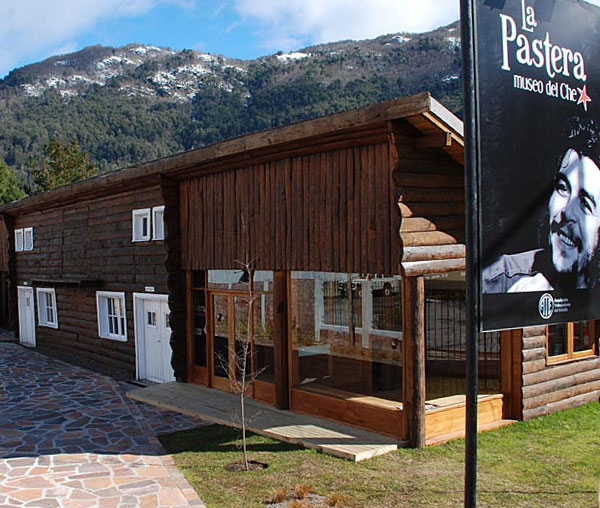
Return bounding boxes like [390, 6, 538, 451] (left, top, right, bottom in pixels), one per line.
[185, 271, 194, 383]
[501, 329, 523, 420]
[403, 276, 426, 448]
[273, 270, 290, 409]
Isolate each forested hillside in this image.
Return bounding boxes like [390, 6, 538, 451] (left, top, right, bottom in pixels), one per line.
[0, 22, 463, 192]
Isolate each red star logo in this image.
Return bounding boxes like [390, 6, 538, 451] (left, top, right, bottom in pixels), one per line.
[577, 85, 592, 112]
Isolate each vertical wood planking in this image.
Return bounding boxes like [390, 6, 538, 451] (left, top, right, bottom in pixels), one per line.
[346, 148, 355, 273]
[324, 151, 333, 271]
[284, 158, 293, 269]
[332, 150, 341, 272]
[214, 173, 222, 267]
[360, 146, 369, 271]
[270, 162, 277, 269]
[374, 144, 385, 275]
[259, 164, 266, 267]
[382, 143, 392, 275]
[309, 154, 321, 270]
[180, 182, 189, 269]
[180, 142, 398, 273]
[367, 144, 377, 273]
[338, 149, 347, 272]
[276, 160, 285, 270]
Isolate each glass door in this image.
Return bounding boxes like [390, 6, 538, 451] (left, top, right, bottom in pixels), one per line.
[211, 293, 233, 391]
[208, 291, 274, 403]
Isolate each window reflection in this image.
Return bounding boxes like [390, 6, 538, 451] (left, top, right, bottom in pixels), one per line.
[290, 272, 403, 403]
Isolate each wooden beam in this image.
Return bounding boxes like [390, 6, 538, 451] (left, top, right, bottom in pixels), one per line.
[273, 270, 290, 409]
[403, 276, 426, 448]
[501, 329, 523, 420]
[413, 132, 452, 150]
[402, 244, 466, 263]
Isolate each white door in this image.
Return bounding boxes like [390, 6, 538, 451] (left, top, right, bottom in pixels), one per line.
[17, 287, 35, 347]
[137, 295, 175, 383]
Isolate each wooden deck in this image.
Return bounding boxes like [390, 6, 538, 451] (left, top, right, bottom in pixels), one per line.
[127, 382, 402, 462]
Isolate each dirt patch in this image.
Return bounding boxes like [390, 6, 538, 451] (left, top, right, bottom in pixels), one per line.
[225, 460, 269, 472]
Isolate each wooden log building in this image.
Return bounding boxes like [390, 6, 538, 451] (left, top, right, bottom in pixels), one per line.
[0, 92, 598, 446]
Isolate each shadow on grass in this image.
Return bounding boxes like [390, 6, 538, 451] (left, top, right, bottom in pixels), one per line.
[159, 424, 305, 455]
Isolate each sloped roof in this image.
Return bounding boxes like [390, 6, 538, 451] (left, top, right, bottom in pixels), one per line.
[1, 92, 463, 215]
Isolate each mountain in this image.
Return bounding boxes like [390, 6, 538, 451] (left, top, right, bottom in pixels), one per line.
[0, 22, 462, 191]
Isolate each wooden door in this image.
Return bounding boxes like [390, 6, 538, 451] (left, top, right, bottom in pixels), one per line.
[17, 287, 35, 347]
[143, 299, 164, 383]
[136, 294, 175, 383]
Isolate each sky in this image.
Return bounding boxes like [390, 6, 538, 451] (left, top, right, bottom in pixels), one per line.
[0, 0, 460, 79]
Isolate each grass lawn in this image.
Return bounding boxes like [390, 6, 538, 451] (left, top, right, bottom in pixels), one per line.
[159, 402, 600, 507]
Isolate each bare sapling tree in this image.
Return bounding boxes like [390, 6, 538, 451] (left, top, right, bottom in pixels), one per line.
[232, 257, 258, 471]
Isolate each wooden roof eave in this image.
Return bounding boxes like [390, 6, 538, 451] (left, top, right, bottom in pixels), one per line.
[0, 92, 464, 216]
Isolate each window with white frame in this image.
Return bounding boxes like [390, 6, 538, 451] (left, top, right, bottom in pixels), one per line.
[15, 229, 24, 252]
[132, 209, 151, 242]
[36, 288, 58, 328]
[23, 228, 33, 251]
[152, 206, 165, 240]
[96, 291, 127, 341]
[15, 227, 34, 252]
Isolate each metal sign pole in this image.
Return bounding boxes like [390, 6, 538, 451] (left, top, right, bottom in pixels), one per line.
[460, 0, 481, 507]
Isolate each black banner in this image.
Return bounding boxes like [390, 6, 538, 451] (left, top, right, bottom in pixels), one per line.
[477, 0, 600, 330]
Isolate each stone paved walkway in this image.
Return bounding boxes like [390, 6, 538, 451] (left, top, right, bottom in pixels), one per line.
[0, 342, 206, 508]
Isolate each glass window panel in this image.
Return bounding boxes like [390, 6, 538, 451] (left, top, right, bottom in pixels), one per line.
[254, 293, 274, 383]
[548, 324, 568, 357]
[153, 207, 165, 240]
[207, 270, 273, 291]
[290, 271, 403, 404]
[573, 321, 595, 352]
[212, 294, 229, 378]
[371, 278, 402, 332]
[234, 296, 251, 382]
[322, 274, 362, 327]
[193, 291, 207, 367]
[15, 230, 23, 252]
[24, 229, 33, 251]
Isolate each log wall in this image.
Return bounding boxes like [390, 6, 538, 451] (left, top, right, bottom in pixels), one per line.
[392, 132, 465, 277]
[12, 186, 167, 373]
[0, 216, 9, 271]
[180, 142, 400, 274]
[520, 325, 600, 420]
[160, 176, 187, 381]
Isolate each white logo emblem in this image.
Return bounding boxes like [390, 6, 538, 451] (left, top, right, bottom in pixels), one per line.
[538, 293, 554, 320]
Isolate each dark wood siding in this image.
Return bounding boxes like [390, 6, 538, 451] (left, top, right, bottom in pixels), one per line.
[0, 217, 9, 271]
[520, 326, 600, 420]
[12, 186, 167, 373]
[393, 133, 466, 276]
[160, 176, 187, 380]
[180, 142, 400, 274]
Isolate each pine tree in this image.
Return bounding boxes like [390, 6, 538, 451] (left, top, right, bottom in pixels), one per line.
[33, 139, 98, 193]
[0, 161, 25, 204]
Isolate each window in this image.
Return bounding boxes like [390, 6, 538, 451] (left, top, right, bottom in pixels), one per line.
[132, 209, 151, 242]
[97, 291, 127, 341]
[23, 228, 33, 251]
[15, 229, 23, 252]
[317, 273, 402, 339]
[547, 321, 596, 363]
[36, 288, 57, 328]
[152, 206, 165, 240]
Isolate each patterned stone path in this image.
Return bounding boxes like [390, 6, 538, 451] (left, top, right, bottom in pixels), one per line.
[0, 343, 206, 508]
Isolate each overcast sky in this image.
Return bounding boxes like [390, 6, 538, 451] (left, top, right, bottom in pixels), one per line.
[0, 0, 460, 78]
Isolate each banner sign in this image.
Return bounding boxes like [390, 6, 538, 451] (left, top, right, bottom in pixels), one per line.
[478, 0, 600, 330]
